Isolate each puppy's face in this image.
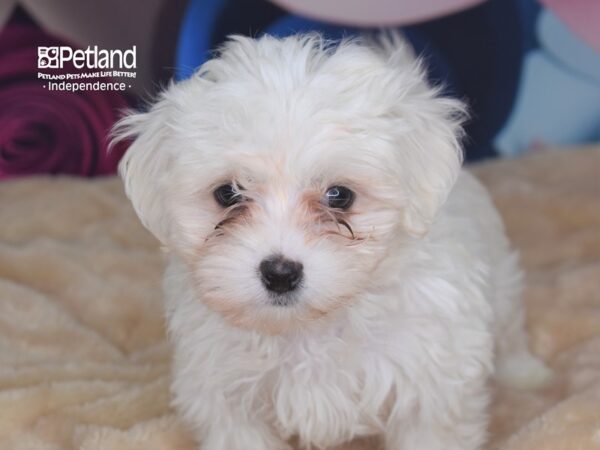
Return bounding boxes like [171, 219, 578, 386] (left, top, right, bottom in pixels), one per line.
[115, 35, 464, 334]
[176, 119, 403, 334]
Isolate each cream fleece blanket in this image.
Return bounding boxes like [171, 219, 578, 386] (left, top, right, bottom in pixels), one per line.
[0, 148, 599, 450]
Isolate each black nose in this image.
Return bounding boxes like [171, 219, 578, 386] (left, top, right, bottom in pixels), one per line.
[259, 255, 303, 295]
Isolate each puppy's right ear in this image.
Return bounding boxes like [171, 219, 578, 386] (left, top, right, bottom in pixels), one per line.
[111, 102, 174, 244]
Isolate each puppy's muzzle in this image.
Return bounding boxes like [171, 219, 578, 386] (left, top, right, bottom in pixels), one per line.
[259, 255, 303, 299]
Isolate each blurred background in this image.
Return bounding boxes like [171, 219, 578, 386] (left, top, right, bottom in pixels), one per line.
[1, 0, 599, 177]
[0, 3, 599, 448]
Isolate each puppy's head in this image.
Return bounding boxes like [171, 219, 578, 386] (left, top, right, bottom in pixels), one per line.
[113, 34, 465, 334]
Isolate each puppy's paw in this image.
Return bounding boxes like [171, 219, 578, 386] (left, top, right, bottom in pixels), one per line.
[495, 352, 554, 389]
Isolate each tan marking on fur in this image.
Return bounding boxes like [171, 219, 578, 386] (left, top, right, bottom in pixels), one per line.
[200, 203, 257, 255]
[299, 190, 364, 243]
[200, 287, 358, 335]
[309, 294, 356, 317]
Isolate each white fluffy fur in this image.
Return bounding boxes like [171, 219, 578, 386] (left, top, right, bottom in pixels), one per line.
[114, 33, 550, 450]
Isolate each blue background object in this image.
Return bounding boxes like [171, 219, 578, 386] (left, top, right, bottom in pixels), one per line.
[175, 0, 600, 161]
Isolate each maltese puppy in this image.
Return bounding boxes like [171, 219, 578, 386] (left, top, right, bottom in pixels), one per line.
[114, 33, 550, 450]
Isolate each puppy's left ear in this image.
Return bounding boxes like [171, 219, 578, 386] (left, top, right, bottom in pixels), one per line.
[400, 95, 466, 237]
[110, 98, 175, 245]
[383, 44, 467, 237]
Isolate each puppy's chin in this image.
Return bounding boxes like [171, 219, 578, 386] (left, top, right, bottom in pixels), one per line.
[198, 291, 353, 335]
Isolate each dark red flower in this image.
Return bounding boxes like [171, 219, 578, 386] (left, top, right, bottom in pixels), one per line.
[0, 14, 131, 179]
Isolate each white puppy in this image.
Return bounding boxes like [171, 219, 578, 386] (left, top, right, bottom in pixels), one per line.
[114, 34, 550, 450]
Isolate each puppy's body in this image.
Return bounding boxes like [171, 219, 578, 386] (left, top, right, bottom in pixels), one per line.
[115, 34, 549, 450]
[165, 172, 533, 450]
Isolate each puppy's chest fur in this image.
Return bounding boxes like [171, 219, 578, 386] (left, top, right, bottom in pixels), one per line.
[251, 326, 398, 446]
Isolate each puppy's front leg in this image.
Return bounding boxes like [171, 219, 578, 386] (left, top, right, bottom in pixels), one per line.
[385, 422, 485, 450]
[383, 380, 489, 450]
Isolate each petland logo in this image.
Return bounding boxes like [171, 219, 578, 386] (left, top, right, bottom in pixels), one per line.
[38, 45, 136, 69]
[37, 45, 137, 92]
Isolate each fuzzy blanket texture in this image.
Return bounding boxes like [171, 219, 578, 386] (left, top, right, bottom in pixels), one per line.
[0, 147, 599, 450]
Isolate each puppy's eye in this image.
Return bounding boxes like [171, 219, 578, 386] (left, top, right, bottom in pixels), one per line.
[213, 183, 242, 207]
[323, 185, 355, 210]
